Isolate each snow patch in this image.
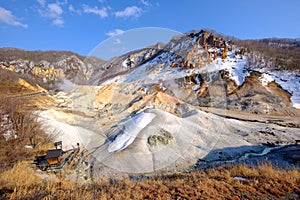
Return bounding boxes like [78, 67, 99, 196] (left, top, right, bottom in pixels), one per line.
[108, 112, 156, 152]
[201, 52, 249, 86]
[122, 57, 134, 69]
[192, 85, 200, 91]
[274, 72, 300, 109]
[233, 177, 247, 181]
[259, 73, 274, 86]
[195, 74, 201, 85]
[122, 59, 128, 68]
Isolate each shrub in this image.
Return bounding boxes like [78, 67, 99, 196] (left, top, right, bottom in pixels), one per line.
[148, 129, 174, 146]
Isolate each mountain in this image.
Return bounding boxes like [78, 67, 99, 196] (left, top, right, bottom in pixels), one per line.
[0, 48, 105, 87]
[1, 29, 299, 177]
[86, 30, 299, 114]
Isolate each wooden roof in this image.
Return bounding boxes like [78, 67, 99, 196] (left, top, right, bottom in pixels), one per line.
[45, 149, 62, 159]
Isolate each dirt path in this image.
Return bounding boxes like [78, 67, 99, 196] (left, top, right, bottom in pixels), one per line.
[199, 107, 300, 128]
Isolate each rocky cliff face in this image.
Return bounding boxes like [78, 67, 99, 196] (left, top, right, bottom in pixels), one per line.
[0, 48, 104, 86]
[84, 30, 298, 115]
[88, 43, 164, 86]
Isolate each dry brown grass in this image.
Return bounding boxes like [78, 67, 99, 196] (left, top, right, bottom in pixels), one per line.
[0, 97, 52, 172]
[0, 71, 53, 173]
[0, 163, 299, 199]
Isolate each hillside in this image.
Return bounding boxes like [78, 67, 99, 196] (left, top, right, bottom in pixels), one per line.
[0, 48, 105, 87]
[0, 48, 86, 62]
[235, 38, 300, 71]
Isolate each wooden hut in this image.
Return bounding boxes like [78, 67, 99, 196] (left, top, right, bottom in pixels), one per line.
[45, 149, 63, 166]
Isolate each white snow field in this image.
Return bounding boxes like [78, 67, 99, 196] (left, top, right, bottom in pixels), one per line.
[108, 112, 156, 152]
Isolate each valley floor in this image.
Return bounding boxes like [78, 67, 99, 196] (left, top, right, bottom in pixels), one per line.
[38, 105, 300, 180]
[199, 107, 300, 128]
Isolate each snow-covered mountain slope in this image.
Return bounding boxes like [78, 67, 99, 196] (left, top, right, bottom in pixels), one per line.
[92, 30, 299, 111]
[88, 44, 164, 86]
[256, 69, 300, 109]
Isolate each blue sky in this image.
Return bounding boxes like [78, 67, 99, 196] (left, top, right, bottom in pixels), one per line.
[1, 0, 300, 56]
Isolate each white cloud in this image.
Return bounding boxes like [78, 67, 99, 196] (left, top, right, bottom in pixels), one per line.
[57, 0, 68, 6]
[106, 29, 125, 44]
[82, 4, 108, 18]
[0, 7, 28, 28]
[69, 4, 75, 12]
[106, 29, 125, 37]
[37, 2, 64, 26]
[140, 0, 149, 6]
[69, 4, 81, 14]
[37, 0, 46, 7]
[115, 6, 142, 18]
[48, 3, 63, 16]
[53, 18, 64, 26]
[52, 17, 64, 25]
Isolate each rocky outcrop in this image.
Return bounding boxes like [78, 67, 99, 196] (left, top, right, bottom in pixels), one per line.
[88, 44, 164, 85]
[226, 72, 292, 114]
[0, 48, 104, 86]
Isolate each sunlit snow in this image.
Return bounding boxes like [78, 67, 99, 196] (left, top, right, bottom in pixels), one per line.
[259, 73, 274, 86]
[107, 112, 156, 152]
[255, 68, 300, 109]
[210, 52, 249, 86]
